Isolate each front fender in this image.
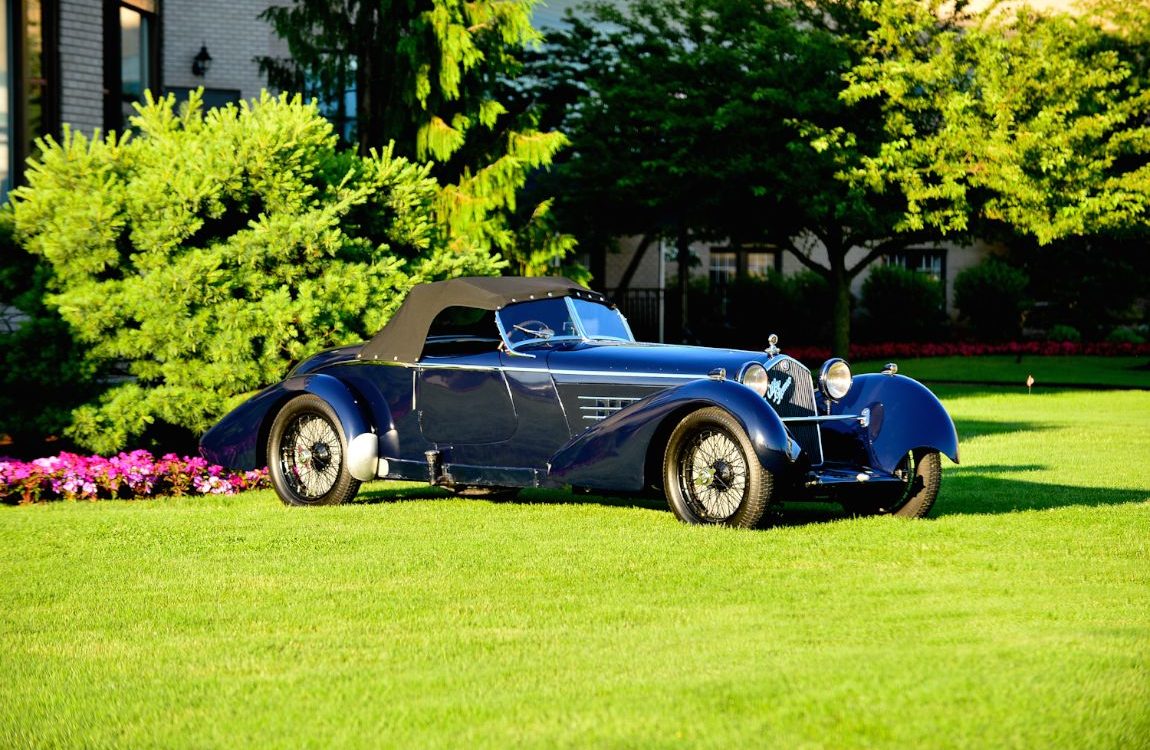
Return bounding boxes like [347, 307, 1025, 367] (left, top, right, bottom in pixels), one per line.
[825, 373, 959, 473]
[548, 378, 800, 491]
[200, 373, 380, 476]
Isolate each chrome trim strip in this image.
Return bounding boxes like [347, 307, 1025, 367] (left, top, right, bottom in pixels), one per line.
[412, 361, 705, 380]
[780, 415, 860, 423]
[578, 396, 643, 421]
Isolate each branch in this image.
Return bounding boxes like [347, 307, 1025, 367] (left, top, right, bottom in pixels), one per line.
[846, 233, 933, 279]
[781, 239, 831, 278]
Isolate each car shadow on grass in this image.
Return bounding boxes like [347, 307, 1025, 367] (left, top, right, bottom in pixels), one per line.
[350, 474, 1146, 527]
[353, 482, 669, 513]
[953, 418, 1055, 439]
[933, 470, 1149, 516]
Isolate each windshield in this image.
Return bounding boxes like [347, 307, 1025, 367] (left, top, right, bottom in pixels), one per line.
[499, 298, 579, 347]
[498, 297, 634, 349]
[571, 299, 633, 341]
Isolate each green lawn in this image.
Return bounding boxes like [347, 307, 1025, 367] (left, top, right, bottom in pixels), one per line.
[2, 388, 1148, 749]
[854, 355, 1150, 388]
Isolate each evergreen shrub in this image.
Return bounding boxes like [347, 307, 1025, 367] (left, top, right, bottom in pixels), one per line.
[953, 258, 1030, 341]
[858, 264, 946, 342]
[11, 92, 502, 454]
[1105, 326, 1146, 345]
[1047, 324, 1082, 343]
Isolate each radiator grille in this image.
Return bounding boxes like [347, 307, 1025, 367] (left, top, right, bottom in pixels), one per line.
[764, 357, 822, 464]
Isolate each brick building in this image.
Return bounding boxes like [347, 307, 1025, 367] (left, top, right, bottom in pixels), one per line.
[2, 0, 283, 198]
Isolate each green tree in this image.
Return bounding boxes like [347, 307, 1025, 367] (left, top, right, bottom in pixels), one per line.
[258, 0, 580, 280]
[529, 0, 1150, 354]
[10, 92, 501, 454]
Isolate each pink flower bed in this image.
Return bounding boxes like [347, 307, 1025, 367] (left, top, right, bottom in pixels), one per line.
[0, 450, 269, 504]
[788, 340, 1150, 363]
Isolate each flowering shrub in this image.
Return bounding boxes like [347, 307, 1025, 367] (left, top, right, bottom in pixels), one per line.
[788, 340, 1150, 364]
[0, 450, 268, 504]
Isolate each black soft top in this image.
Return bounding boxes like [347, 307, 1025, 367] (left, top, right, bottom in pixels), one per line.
[358, 276, 606, 362]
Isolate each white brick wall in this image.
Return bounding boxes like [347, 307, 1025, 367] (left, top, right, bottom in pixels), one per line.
[58, 0, 103, 136]
[163, 0, 281, 103]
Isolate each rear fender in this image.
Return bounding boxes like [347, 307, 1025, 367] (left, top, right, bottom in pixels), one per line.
[548, 378, 799, 491]
[825, 373, 959, 473]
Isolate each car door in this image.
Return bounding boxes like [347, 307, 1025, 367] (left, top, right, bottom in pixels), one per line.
[417, 351, 518, 445]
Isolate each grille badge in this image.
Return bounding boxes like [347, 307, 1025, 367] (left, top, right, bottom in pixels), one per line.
[766, 375, 793, 405]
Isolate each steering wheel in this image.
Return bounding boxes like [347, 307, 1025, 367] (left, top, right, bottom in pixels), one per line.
[512, 320, 555, 339]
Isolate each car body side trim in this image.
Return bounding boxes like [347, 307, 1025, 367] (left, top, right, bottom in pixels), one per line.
[413, 361, 707, 380]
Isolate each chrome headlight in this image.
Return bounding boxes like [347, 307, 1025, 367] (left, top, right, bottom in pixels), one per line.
[740, 363, 769, 397]
[819, 358, 852, 401]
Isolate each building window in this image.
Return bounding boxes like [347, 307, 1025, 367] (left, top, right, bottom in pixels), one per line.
[709, 250, 737, 287]
[886, 249, 946, 284]
[745, 251, 778, 278]
[709, 246, 781, 286]
[106, 1, 158, 132]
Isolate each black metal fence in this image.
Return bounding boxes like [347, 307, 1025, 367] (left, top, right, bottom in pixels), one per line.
[607, 287, 664, 342]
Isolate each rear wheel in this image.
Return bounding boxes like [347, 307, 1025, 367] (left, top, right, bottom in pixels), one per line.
[267, 395, 361, 506]
[662, 407, 771, 528]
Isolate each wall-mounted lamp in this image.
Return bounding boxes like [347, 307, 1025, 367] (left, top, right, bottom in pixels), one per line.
[192, 44, 212, 77]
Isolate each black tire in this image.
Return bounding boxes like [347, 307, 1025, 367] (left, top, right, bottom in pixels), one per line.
[851, 449, 941, 518]
[662, 407, 772, 528]
[267, 395, 361, 506]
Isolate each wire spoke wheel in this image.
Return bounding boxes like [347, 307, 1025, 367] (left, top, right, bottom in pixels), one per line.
[681, 428, 748, 521]
[280, 414, 343, 498]
[663, 407, 771, 528]
[267, 395, 361, 506]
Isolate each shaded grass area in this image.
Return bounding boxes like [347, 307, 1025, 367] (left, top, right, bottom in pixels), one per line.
[2, 390, 1149, 749]
[854, 355, 1150, 388]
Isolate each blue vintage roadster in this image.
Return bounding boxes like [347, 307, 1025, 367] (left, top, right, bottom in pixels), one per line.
[200, 276, 959, 527]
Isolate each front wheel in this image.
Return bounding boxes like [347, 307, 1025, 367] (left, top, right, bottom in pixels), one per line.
[662, 407, 772, 528]
[267, 395, 361, 506]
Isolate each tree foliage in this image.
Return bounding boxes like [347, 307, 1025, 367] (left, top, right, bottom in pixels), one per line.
[258, 0, 581, 280]
[844, 1, 1150, 244]
[10, 92, 501, 453]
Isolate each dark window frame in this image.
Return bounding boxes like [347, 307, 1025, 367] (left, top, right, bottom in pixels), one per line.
[8, 0, 59, 190]
[104, 0, 161, 133]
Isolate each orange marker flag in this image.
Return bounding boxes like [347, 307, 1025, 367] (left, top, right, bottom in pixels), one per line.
[1026, 374, 1035, 394]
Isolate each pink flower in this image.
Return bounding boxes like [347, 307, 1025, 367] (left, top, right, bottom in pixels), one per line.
[1, 449, 269, 504]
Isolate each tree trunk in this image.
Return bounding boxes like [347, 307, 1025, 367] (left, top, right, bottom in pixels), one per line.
[828, 243, 851, 358]
[616, 234, 655, 295]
